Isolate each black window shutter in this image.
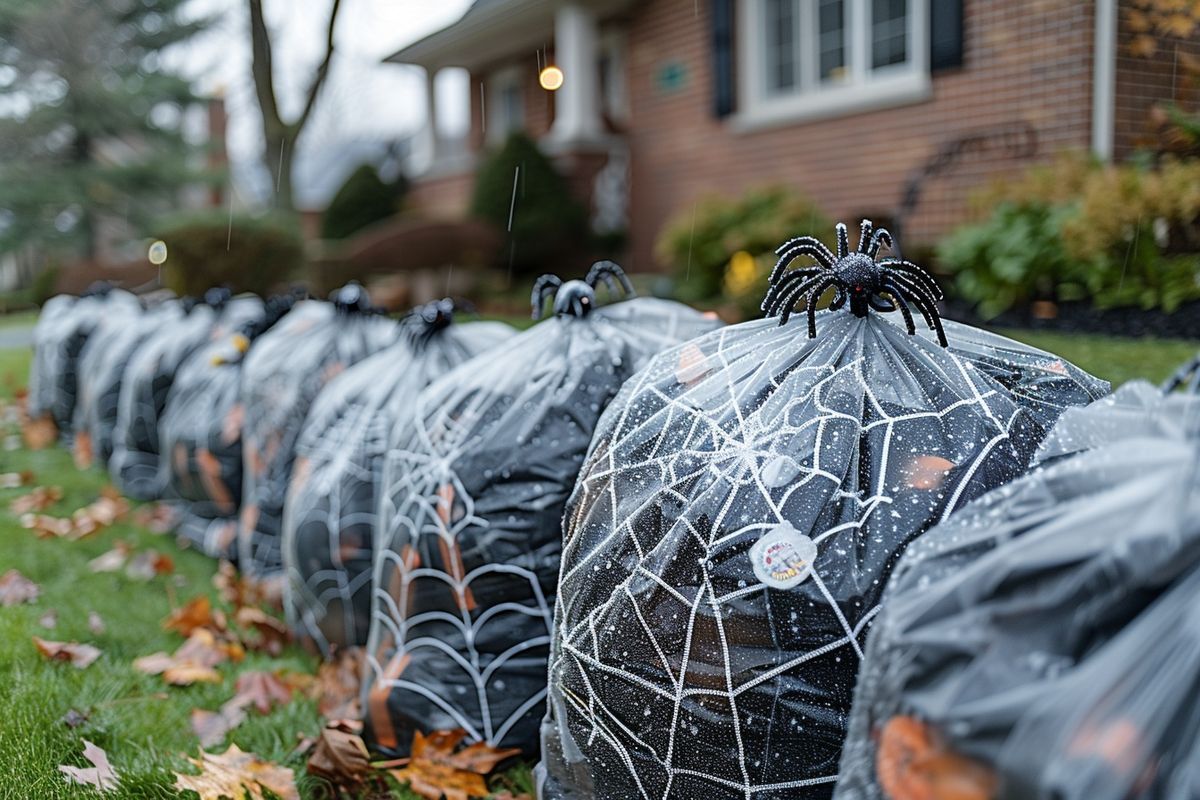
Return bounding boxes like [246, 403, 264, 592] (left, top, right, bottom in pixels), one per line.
[712, 0, 735, 117]
[930, 0, 964, 72]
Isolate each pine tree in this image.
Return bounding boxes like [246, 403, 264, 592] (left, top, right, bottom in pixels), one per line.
[0, 0, 210, 261]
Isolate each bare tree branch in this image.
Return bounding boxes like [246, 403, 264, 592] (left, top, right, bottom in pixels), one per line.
[293, 0, 343, 135]
[247, 0, 281, 132]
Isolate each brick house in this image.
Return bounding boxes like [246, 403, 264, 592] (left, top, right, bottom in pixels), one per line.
[386, 0, 1196, 271]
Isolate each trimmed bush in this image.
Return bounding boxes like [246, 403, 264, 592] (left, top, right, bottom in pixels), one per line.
[153, 211, 304, 297]
[470, 133, 588, 276]
[656, 185, 830, 303]
[322, 164, 406, 240]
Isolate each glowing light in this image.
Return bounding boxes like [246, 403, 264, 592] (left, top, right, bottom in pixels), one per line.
[539, 65, 564, 91]
[148, 240, 168, 265]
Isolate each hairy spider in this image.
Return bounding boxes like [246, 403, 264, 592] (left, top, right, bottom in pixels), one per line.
[531, 260, 636, 320]
[762, 219, 947, 346]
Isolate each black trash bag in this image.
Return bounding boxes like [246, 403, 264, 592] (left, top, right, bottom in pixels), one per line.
[160, 295, 282, 560]
[282, 300, 515, 656]
[537, 221, 1108, 800]
[238, 284, 399, 579]
[74, 294, 181, 466]
[27, 293, 78, 428]
[110, 289, 233, 500]
[363, 264, 722, 758]
[834, 381, 1200, 800]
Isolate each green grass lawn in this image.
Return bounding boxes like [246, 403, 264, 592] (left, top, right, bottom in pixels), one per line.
[0, 324, 1195, 798]
[0, 309, 38, 330]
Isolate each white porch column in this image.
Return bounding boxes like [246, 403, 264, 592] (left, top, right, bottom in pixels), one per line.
[549, 4, 603, 144]
[424, 66, 443, 167]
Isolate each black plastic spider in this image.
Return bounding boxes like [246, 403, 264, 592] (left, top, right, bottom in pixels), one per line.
[531, 260, 636, 320]
[1161, 351, 1200, 395]
[761, 219, 947, 346]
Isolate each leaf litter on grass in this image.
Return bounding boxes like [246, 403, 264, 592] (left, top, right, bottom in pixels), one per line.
[59, 739, 120, 793]
[0, 568, 40, 605]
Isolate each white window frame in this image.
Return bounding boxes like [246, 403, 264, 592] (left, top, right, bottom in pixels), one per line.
[734, 0, 931, 132]
[486, 65, 526, 146]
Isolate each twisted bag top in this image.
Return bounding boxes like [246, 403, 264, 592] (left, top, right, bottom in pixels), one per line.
[835, 382, 1200, 800]
[539, 222, 1108, 800]
[364, 264, 721, 758]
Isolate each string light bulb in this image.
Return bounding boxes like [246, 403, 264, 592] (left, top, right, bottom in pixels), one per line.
[539, 65, 564, 91]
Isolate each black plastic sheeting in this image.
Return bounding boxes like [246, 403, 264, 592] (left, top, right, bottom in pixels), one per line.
[282, 302, 514, 656]
[74, 297, 181, 467]
[363, 292, 721, 759]
[835, 382, 1200, 800]
[110, 292, 231, 500]
[537, 312, 1107, 800]
[238, 291, 398, 578]
[160, 296, 271, 560]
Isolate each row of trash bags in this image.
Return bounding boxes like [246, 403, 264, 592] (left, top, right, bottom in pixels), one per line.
[25, 219, 1200, 799]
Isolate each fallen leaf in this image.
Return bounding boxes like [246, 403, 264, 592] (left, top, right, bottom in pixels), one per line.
[33, 637, 101, 669]
[876, 716, 997, 800]
[191, 706, 247, 749]
[125, 549, 175, 580]
[164, 596, 224, 637]
[73, 431, 94, 469]
[228, 671, 292, 715]
[61, 709, 90, 728]
[0, 569, 40, 606]
[9, 485, 60, 513]
[134, 629, 240, 684]
[234, 607, 289, 656]
[213, 560, 264, 609]
[21, 512, 73, 538]
[39, 609, 58, 629]
[173, 744, 298, 800]
[316, 647, 364, 720]
[88, 541, 133, 573]
[21, 414, 57, 450]
[133, 502, 178, 533]
[59, 739, 119, 793]
[163, 664, 222, 686]
[88, 611, 106, 635]
[0, 470, 34, 488]
[307, 722, 371, 788]
[387, 730, 520, 800]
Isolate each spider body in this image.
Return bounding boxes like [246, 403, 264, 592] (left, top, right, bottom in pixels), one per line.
[763, 219, 948, 347]
[531, 260, 636, 320]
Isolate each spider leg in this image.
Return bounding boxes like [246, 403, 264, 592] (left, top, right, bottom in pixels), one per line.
[530, 274, 562, 320]
[835, 223, 850, 259]
[881, 281, 917, 336]
[769, 274, 829, 319]
[776, 274, 834, 327]
[803, 276, 838, 337]
[769, 239, 835, 284]
[857, 219, 874, 254]
[868, 228, 894, 259]
[887, 272, 947, 346]
[586, 260, 635, 298]
[761, 267, 824, 312]
[883, 260, 944, 301]
[828, 287, 847, 310]
[868, 294, 896, 312]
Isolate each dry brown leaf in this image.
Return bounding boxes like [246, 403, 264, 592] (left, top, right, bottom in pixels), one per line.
[213, 560, 264, 609]
[22, 413, 57, 450]
[315, 647, 364, 720]
[9, 485, 62, 513]
[125, 549, 175, 581]
[163, 596, 221, 637]
[306, 722, 371, 788]
[73, 431, 94, 469]
[21, 512, 74, 538]
[88, 611, 106, 636]
[132, 502, 178, 533]
[234, 606, 289, 656]
[134, 629, 240, 684]
[88, 541, 133, 573]
[174, 744, 299, 800]
[0, 569, 40, 606]
[59, 739, 119, 793]
[163, 664, 223, 686]
[387, 730, 520, 800]
[0, 470, 34, 488]
[228, 671, 293, 715]
[39, 609, 58, 629]
[34, 637, 101, 669]
[191, 706, 248, 749]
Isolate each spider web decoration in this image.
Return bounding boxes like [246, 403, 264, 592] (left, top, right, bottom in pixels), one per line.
[111, 303, 221, 500]
[238, 299, 398, 578]
[540, 312, 1107, 800]
[364, 296, 721, 758]
[835, 383, 1200, 800]
[160, 297, 267, 560]
[74, 299, 180, 466]
[282, 315, 514, 656]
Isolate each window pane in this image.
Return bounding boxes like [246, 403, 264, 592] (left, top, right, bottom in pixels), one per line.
[764, 0, 796, 93]
[871, 0, 908, 69]
[818, 0, 846, 82]
[501, 85, 522, 132]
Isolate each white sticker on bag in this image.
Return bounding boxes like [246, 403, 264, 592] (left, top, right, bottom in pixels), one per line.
[750, 523, 818, 589]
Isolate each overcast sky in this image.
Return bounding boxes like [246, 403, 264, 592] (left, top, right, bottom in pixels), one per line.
[174, 0, 473, 204]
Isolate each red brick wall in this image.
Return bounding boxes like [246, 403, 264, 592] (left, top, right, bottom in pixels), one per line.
[623, 0, 1097, 271]
[405, 171, 474, 219]
[1113, 0, 1200, 160]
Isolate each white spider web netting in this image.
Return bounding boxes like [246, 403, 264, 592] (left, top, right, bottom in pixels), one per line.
[110, 302, 221, 500]
[160, 296, 267, 560]
[282, 315, 514, 656]
[539, 312, 1107, 800]
[238, 299, 398, 578]
[364, 297, 721, 757]
[27, 294, 78, 425]
[835, 382, 1200, 800]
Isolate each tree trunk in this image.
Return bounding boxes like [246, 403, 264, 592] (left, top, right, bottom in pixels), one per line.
[265, 128, 296, 212]
[74, 131, 97, 262]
